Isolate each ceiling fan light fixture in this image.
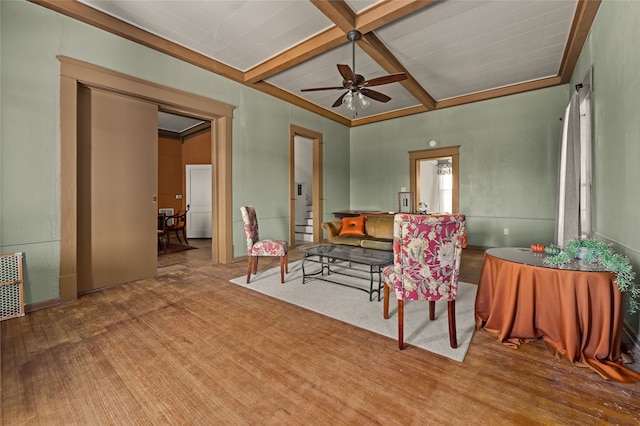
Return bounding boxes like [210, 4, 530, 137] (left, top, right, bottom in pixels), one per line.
[357, 92, 370, 109]
[342, 91, 355, 110]
[300, 28, 406, 114]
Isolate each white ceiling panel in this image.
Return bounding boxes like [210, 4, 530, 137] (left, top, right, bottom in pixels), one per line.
[376, 0, 577, 100]
[78, 0, 334, 71]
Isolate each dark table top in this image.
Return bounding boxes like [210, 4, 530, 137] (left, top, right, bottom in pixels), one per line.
[300, 244, 393, 266]
[486, 247, 611, 273]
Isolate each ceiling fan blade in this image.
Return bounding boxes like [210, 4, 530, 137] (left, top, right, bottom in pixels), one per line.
[337, 64, 356, 83]
[362, 89, 391, 103]
[332, 91, 348, 107]
[362, 73, 407, 87]
[301, 86, 344, 92]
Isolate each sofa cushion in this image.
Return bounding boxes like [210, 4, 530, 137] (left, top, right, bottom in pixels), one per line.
[339, 216, 366, 236]
[360, 237, 393, 251]
[331, 235, 365, 246]
[363, 215, 394, 240]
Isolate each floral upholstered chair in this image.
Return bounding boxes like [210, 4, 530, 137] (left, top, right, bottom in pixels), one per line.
[382, 213, 466, 349]
[240, 206, 289, 283]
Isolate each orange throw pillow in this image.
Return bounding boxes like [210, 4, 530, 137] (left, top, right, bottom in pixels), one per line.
[339, 216, 366, 236]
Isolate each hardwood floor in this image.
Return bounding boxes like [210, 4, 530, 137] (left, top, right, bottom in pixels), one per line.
[2, 241, 639, 425]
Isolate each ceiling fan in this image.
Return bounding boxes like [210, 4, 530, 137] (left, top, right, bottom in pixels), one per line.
[301, 30, 407, 112]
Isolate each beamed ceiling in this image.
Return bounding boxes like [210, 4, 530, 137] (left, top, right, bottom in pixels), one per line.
[32, 0, 600, 127]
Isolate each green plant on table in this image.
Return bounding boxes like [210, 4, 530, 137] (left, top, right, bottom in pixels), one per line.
[544, 239, 638, 314]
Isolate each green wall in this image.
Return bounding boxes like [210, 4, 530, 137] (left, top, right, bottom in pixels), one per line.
[350, 85, 568, 248]
[571, 0, 640, 331]
[0, 1, 350, 305]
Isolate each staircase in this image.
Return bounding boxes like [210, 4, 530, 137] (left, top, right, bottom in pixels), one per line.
[295, 199, 314, 244]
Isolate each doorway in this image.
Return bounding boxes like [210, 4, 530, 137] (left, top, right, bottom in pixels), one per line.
[59, 56, 234, 302]
[293, 136, 313, 245]
[289, 125, 323, 247]
[418, 158, 453, 214]
[409, 146, 460, 213]
[186, 164, 213, 238]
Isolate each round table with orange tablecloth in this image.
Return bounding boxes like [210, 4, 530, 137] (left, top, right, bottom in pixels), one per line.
[475, 247, 640, 383]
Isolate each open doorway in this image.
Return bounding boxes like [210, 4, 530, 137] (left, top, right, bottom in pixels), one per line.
[59, 56, 234, 302]
[409, 146, 460, 213]
[293, 135, 313, 245]
[157, 111, 213, 243]
[418, 158, 453, 213]
[289, 125, 323, 247]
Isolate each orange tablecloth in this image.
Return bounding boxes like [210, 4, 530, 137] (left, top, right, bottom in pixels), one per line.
[475, 249, 640, 383]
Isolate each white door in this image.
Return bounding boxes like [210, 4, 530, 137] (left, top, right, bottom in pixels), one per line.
[186, 164, 212, 238]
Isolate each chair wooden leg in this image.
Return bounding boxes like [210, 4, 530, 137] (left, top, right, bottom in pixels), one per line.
[279, 256, 285, 283]
[383, 283, 390, 319]
[429, 300, 435, 320]
[246, 257, 253, 283]
[253, 257, 259, 274]
[398, 299, 405, 350]
[284, 252, 289, 273]
[182, 228, 189, 245]
[448, 300, 457, 349]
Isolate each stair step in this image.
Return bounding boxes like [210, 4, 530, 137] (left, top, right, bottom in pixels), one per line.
[295, 232, 314, 242]
[295, 225, 313, 233]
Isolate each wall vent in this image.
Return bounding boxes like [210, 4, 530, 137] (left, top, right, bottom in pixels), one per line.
[1, 253, 25, 321]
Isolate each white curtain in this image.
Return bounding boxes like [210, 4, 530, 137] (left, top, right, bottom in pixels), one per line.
[555, 83, 592, 246]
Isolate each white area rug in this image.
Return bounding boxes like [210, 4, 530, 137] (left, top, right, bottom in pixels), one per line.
[229, 260, 477, 362]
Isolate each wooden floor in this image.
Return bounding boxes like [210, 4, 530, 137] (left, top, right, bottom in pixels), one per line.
[2, 240, 639, 425]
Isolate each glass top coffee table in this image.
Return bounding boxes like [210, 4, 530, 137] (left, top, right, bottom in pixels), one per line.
[299, 244, 393, 301]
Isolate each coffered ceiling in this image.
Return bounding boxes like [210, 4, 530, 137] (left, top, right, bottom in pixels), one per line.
[33, 0, 600, 127]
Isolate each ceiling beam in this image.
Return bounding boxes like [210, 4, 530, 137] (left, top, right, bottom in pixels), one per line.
[245, 0, 357, 83]
[358, 33, 437, 110]
[30, 0, 244, 83]
[356, 0, 438, 34]
[435, 76, 563, 110]
[310, 0, 355, 32]
[351, 105, 429, 127]
[246, 0, 437, 84]
[244, 27, 345, 84]
[558, 0, 601, 84]
[312, 0, 438, 110]
[252, 81, 352, 127]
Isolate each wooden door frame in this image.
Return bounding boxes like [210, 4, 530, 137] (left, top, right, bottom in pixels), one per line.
[289, 125, 323, 247]
[409, 146, 460, 213]
[59, 56, 234, 302]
